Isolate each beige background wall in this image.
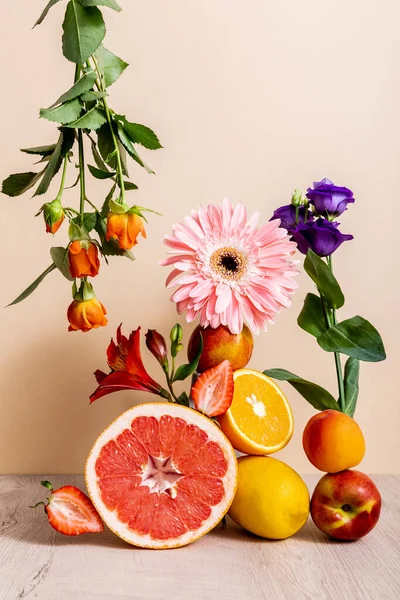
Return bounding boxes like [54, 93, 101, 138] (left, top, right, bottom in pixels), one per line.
[0, 0, 398, 474]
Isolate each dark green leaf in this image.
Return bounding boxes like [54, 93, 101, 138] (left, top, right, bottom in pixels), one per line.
[49, 70, 97, 107]
[123, 121, 162, 150]
[80, 0, 122, 12]
[34, 135, 63, 196]
[66, 107, 107, 130]
[81, 90, 108, 102]
[100, 184, 116, 218]
[72, 212, 97, 232]
[40, 98, 82, 124]
[88, 164, 116, 179]
[1, 172, 44, 197]
[33, 0, 62, 27]
[172, 335, 203, 382]
[21, 144, 57, 157]
[343, 357, 360, 418]
[97, 124, 129, 175]
[50, 247, 74, 281]
[117, 123, 154, 174]
[304, 249, 345, 309]
[124, 181, 138, 190]
[176, 392, 190, 407]
[40, 480, 54, 490]
[263, 368, 340, 411]
[317, 316, 386, 362]
[62, 0, 105, 64]
[297, 293, 328, 338]
[6, 264, 56, 306]
[96, 45, 128, 87]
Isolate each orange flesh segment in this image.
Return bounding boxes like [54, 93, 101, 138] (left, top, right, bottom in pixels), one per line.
[95, 415, 228, 541]
[231, 373, 292, 447]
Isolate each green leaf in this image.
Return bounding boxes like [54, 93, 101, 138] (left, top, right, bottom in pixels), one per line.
[49, 70, 97, 107]
[304, 249, 345, 309]
[40, 98, 82, 124]
[124, 181, 138, 190]
[72, 212, 97, 232]
[50, 247, 74, 281]
[343, 357, 360, 418]
[6, 264, 56, 306]
[263, 368, 341, 412]
[81, 90, 108, 102]
[96, 45, 128, 87]
[297, 293, 328, 338]
[100, 184, 116, 218]
[1, 172, 44, 197]
[172, 335, 203, 382]
[66, 107, 107, 130]
[123, 121, 162, 150]
[88, 164, 116, 179]
[34, 130, 75, 197]
[317, 316, 386, 362]
[34, 0, 62, 27]
[176, 392, 190, 407]
[80, 0, 122, 12]
[117, 123, 154, 174]
[97, 124, 129, 175]
[21, 144, 57, 157]
[62, 0, 105, 64]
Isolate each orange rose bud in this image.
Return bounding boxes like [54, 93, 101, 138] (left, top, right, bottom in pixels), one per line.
[68, 241, 100, 278]
[106, 211, 146, 250]
[67, 298, 108, 333]
[44, 199, 65, 234]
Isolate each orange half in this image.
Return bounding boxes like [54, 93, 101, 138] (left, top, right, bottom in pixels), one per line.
[218, 369, 294, 455]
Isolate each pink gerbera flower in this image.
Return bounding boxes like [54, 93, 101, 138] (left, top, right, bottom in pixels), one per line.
[160, 198, 298, 335]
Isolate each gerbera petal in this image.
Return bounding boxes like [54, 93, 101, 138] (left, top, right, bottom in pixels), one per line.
[215, 285, 232, 314]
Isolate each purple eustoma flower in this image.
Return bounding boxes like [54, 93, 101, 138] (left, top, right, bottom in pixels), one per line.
[292, 218, 353, 257]
[270, 204, 313, 234]
[306, 178, 355, 218]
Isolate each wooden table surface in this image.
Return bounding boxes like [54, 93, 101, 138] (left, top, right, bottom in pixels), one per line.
[0, 475, 399, 600]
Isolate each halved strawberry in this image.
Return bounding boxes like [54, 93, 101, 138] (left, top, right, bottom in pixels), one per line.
[191, 360, 234, 417]
[31, 481, 104, 536]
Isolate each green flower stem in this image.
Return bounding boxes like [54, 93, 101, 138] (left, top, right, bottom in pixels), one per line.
[90, 55, 126, 202]
[323, 255, 346, 411]
[55, 156, 68, 202]
[78, 129, 86, 225]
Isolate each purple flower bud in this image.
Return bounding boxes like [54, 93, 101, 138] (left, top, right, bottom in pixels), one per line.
[270, 204, 313, 234]
[306, 178, 355, 218]
[145, 329, 169, 372]
[292, 218, 353, 257]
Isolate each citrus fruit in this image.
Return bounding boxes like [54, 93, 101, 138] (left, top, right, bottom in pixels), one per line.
[191, 360, 234, 417]
[302, 409, 365, 472]
[188, 324, 253, 373]
[218, 369, 293, 454]
[229, 456, 310, 539]
[85, 403, 237, 549]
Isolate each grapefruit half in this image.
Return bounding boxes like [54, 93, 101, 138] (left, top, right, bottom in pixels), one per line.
[85, 403, 238, 549]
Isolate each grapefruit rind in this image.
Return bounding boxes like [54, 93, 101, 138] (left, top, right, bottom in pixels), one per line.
[85, 403, 238, 549]
[218, 369, 294, 455]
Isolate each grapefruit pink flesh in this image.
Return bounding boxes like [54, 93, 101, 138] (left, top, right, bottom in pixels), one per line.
[85, 404, 237, 548]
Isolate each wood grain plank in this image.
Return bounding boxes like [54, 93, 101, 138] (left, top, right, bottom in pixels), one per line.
[1, 476, 399, 600]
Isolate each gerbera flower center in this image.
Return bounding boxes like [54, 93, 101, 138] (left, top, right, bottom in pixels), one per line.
[210, 246, 248, 281]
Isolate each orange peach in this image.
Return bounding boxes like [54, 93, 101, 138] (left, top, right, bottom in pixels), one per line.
[303, 409, 365, 472]
[187, 324, 253, 373]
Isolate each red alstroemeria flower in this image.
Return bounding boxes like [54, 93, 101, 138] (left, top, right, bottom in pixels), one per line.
[90, 325, 170, 403]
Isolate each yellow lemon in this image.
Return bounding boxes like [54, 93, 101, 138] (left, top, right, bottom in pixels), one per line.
[229, 456, 310, 539]
[218, 369, 293, 454]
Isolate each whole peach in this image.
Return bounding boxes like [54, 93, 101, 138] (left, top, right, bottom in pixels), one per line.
[188, 324, 253, 373]
[311, 470, 381, 540]
[303, 409, 365, 472]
